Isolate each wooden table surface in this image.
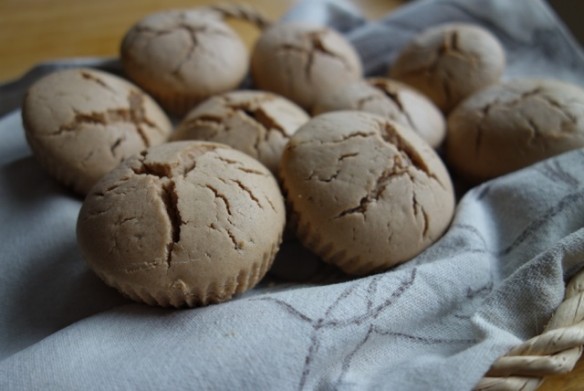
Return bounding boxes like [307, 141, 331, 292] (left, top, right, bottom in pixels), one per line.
[0, 1, 582, 389]
[0, 0, 401, 82]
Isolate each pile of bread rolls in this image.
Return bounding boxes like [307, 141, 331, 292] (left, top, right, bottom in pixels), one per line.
[20, 5, 584, 307]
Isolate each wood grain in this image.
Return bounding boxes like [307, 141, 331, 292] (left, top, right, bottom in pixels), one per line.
[0, 0, 581, 389]
[0, 0, 400, 82]
[0, 0, 286, 81]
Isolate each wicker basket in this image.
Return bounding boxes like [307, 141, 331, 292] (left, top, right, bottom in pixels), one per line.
[476, 267, 584, 390]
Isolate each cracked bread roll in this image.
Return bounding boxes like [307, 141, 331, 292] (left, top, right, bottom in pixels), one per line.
[121, 9, 248, 116]
[171, 90, 310, 174]
[251, 22, 363, 111]
[446, 79, 584, 183]
[313, 78, 446, 148]
[280, 111, 455, 275]
[390, 23, 505, 113]
[77, 141, 286, 307]
[22, 68, 172, 195]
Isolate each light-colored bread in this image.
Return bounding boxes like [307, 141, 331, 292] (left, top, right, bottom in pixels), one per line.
[314, 77, 446, 148]
[280, 111, 455, 275]
[390, 23, 505, 113]
[172, 90, 310, 174]
[447, 78, 584, 182]
[121, 9, 248, 116]
[22, 68, 172, 195]
[251, 22, 363, 111]
[77, 141, 286, 307]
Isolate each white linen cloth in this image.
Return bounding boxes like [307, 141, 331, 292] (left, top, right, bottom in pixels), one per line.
[1, 0, 584, 390]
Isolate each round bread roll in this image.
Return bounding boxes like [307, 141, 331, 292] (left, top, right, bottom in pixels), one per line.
[390, 23, 505, 113]
[121, 9, 248, 116]
[251, 22, 363, 111]
[446, 78, 584, 183]
[77, 141, 286, 307]
[171, 90, 310, 174]
[22, 68, 172, 195]
[314, 78, 446, 148]
[280, 111, 455, 275]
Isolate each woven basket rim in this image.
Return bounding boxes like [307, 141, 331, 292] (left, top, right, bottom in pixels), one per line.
[204, 3, 272, 30]
[475, 267, 584, 390]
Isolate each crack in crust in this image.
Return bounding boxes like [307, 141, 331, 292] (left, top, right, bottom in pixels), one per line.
[93, 176, 132, 197]
[204, 181, 245, 250]
[170, 24, 209, 79]
[123, 260, 162, 274]
[355, 94, 379, 110]
[428, 30, 479, 73]
[436, 30, 478, 65]
[215, 155, 269, 176]
[87, 144, 281, 300]
[335, 158, 409, 218]
[334, 120, 443, 219]
[306, 152, 359, 183]
[99, 229, 281, 307]
[110, 136, 126, 157]
[231, 102, 289, 139]
[131, 14, 234, 82]
[525, 117, 542, 146]
[52, 90, 155, 148]
[80, 150, 95, 167]
[128, 146, 221, 267]
[479, 88, 543, 117]
[379, 121, 441, 185]
[133, 145, 217, 179]
[475, 121, 487, 156]
[181, 114, 224, 129]
[308, 132, 378, 147]
[129, 155, 186, 270]
[334, 174, 386, 217]
[205, 184, 234, 217]
[230, 179, 263, 209]
[160, 180, 182, 268]
[208, 222, 242, 251]
[370, 80, 405, 112]
[412, 194, 429, 237]
[80, 71, 116, 93]
[278, 30, 355, 82]
[369, 80, 417, 131]
[474, 86, 578, 152]
[394, 30, 481, 103]
[539, 94, 579, 125]
[127, 91, 154, 146]
[132, 156, 171, 178]
[179, 95, 292, 159]
[307, 170, 338, 183]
